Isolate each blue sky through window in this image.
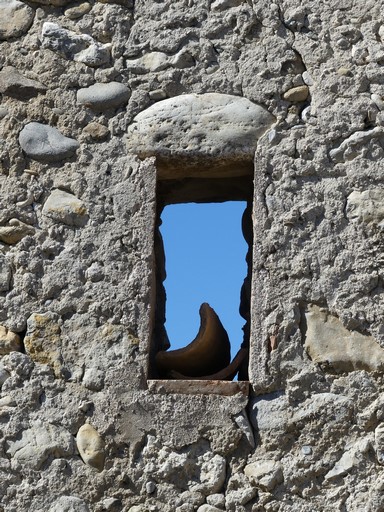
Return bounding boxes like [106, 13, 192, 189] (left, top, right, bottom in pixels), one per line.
[160, 201, 248, 360]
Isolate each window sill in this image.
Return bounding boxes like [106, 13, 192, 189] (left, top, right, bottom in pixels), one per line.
[147, 379, 249, 396]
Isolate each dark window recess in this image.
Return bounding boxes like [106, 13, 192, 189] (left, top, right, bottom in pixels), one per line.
[150, 176, 253, 381]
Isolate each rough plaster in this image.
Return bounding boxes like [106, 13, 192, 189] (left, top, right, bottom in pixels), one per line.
[0, 0, 383, 511]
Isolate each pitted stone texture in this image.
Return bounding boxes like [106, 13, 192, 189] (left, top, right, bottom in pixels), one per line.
[49, 496, 90, 512]
[5, 423, 75, 470]
[0, 66, 46, 99]
[0, 326, 21, 355]
[42, 189, 88, 227]
[41, 22, 110, 67]
[77, 82, 130, 111]
[24, 312, 63, 378]
[76, 423, 105, 472]
[304, 305, 384, 372]
[0, 0, 34, 41]
[126, 93, 275, 178]
[19, 122, 79, 163]
[347, 189, 384, 228]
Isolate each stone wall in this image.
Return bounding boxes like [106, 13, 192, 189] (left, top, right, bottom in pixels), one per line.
[0, 0, 384, 511]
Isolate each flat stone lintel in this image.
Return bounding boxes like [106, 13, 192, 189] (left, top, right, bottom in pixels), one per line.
[147, 379, 249, 396]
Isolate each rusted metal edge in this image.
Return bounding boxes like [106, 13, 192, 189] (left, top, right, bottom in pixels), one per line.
[147, 379, 250, 396]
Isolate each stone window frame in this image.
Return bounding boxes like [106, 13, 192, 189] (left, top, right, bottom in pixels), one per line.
[145, 159, 256, 395]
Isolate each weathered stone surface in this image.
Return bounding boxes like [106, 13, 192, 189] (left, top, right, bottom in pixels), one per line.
[0, 326, 21, 355]
[225, 473, 257, 507]
[347, 189, 384, 227]
[24, 312, 63, 378]
[126, 93, 275, 178]
[233, 410, 255, 447]
[82, 122, 110, 141]
[244, 460, 283, 491]
[0, 219, 34, 244]
[49, 496, 90, 512]
[0, 254, 11, 292]
[304, 305, 384, 372]
[0, 0, 34, 41]
[19, 122, 79, 162]
[82, 367, 104, 390]
[0, 66, 46, 99]
[76, 424, 105, 472]
[375, 423, 384, 465]
[6, 423, 75, 469]
[77, 82, 130, 111]
[42, 189, 88, 227]
[250, 391, 290, 433]
[0, 364, 10, 387]
[41, 22, 110, 67]
[324, 437, 371, 480]
[329, 127, 383, 162]
[291, 393, 353, 426]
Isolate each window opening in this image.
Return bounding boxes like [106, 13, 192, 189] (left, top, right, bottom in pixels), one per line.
[160, 202, 247, 357]
[151, 176, 253, 382]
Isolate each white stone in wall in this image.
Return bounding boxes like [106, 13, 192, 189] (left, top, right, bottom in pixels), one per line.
[126, 93, 275, 176]
[126, 50, 194, 73]
[41, 22, 110, 67]
[347, 189, 384, 227]
[304, 305, 384, 372]
[42, 189, 88, 227]
[19, 122, 79, 163]
[0, 0, 34, 41]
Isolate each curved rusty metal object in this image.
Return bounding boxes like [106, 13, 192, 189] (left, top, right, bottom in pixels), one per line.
[168, 347, 249, 381]
[155, 303, 231, 378]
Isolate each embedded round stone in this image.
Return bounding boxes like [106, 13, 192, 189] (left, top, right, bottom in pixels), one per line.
[126, 93, 275, 178]
[0, 0, 35, 41]
[77, 82, 130, 111]
[76, 423, 105, 472]
[19, 122, 79, 162]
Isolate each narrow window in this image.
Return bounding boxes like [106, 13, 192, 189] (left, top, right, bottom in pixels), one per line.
[150, 175, 253, 381]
